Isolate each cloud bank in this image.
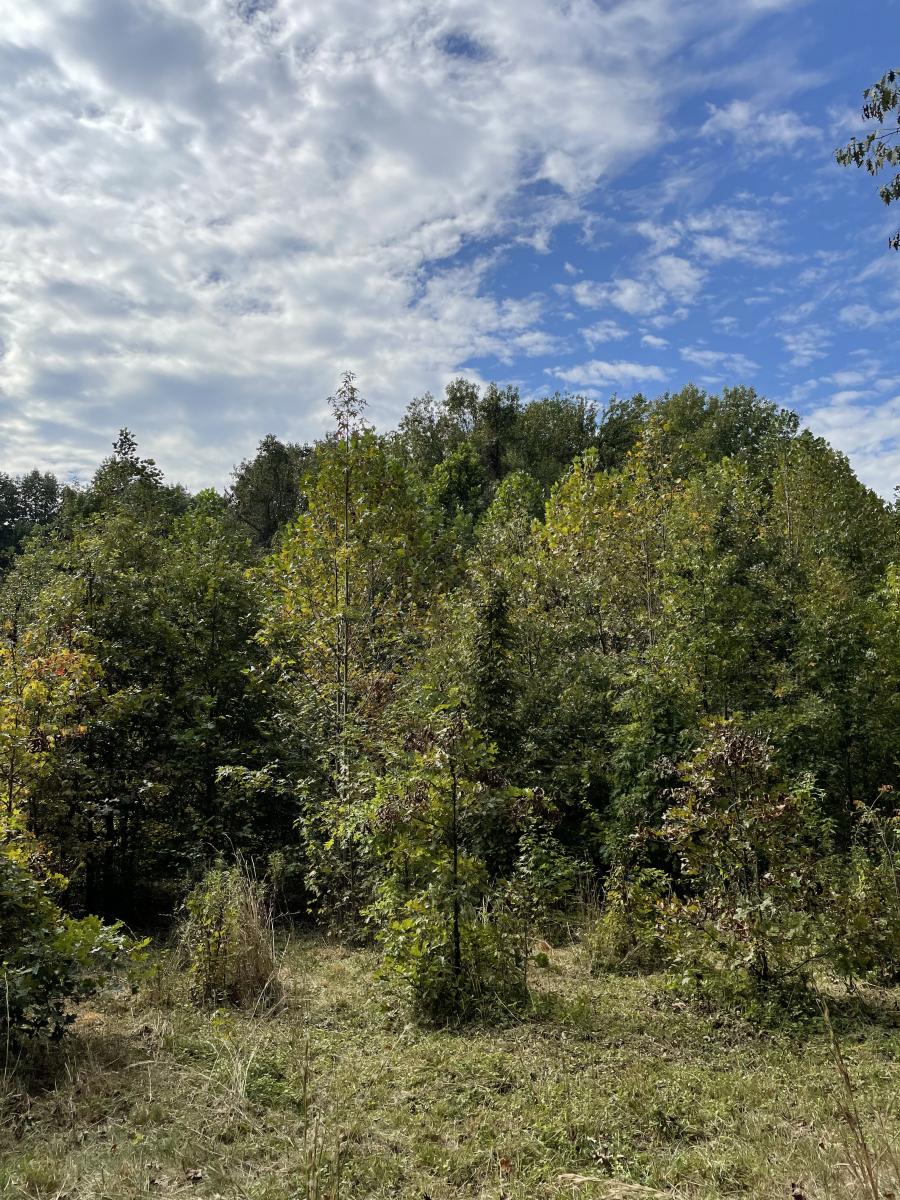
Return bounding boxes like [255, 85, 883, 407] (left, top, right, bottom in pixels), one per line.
[0, 0, 896, 499]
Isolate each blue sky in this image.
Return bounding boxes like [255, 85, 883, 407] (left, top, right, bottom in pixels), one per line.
[1, 0, 898, 496]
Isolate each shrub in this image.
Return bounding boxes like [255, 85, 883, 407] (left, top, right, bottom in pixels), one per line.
[1, 845, 139, 1040]
[828, 796, 900, 985]
[375, 886, 527, 1023]
[504, 822, 579, 950]
[179, 860, 282, 1010]
[590, 864, 670, 974]
[656, 723, 835, 1010]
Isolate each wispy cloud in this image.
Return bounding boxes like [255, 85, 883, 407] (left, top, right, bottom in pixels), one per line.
[839, 304, 890, 330]
[778, 326, 830, 368]
[701, 100, 819, 154]
[0, 0, 895, 500]
[552, 359, 668, 388]
[681, 346, 759, 374]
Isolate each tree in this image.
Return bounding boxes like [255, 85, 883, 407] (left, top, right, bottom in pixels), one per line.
[59, 429, 189, 529]
[836, 69, 900, 249]
[0, 470, 62, 564]
[4, 487, 270, 915]
[228, 434, 313, 548]
[259, 378, 434, 922]
[514, 393, 600, 489]
[656, 722, 837, 1004]
[0, 622, 102, 844]
[368, 599, 536, 1021]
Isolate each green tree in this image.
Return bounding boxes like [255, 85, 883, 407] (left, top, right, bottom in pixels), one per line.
[369, 653, 534, 1020]
[59, 429, 189, 530]
[259, 378, 434, 921]
[228, 433, 313, 548]
[5, 491, 269, 914]
[0, 470, 62, 564]
[657, 723, 838, 1005]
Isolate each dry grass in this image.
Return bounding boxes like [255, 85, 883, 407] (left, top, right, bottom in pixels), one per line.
[178, 859, 284, 1011]
[821, 1001, 900, 1200]
[0, 938, 897, 1199]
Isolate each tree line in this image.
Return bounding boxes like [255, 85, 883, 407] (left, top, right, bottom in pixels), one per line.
[2, 377, 898, 1028]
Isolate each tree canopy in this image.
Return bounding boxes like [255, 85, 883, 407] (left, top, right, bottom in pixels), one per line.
[2, 378, 898, 1028]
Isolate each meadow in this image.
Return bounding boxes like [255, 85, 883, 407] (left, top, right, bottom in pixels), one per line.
[2, 937, 898, 1200]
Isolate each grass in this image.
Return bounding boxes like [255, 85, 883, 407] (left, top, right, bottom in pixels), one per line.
[0, 938, 898, 1199]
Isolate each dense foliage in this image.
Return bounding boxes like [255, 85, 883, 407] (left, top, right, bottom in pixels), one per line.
[0, 841, 139, 1039]
[1, 376, 898, 1027]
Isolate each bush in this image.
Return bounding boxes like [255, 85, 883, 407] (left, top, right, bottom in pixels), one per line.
[655, 723, 836, 1010]
[503, 823, 579, 951]
[590, 865, 670, 974]
[829, 796, 900, 985]
[1, 845, 139, 1040]
[179, 860, 282, 1010]
[375, 888, 527, 1023]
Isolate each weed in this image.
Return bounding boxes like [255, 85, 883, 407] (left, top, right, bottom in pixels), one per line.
[821, 1000, 900, 1200]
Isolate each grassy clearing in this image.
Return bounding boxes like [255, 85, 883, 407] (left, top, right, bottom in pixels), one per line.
[0, 938, 898, 1200]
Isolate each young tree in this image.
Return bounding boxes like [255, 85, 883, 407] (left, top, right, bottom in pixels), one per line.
[259, 376, 434, 921]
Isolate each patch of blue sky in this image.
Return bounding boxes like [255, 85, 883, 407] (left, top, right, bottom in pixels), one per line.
[441, 0, 900, 495]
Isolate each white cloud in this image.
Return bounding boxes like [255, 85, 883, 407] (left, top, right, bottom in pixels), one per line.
[604, 278, 665, 315]
[712, 315, 739, 333]
[839, 304, 889, 330]
[680, 346, 758, 374]
[634, 220, 680, 254]
[572, 281, 612, 309]
[685, 208, 786, 267]
[652, 254, 705, 303]
[779, 326, 830, 368]
[572, 254, 705, 319]
[553, 359, 667, 388]
[0, 0, 856, 486]
[807, 393, 900, 499]
[641, 333, 668, 349]
[11, 0, 757, 483]
[701, 100, 819, 155]
[829, 370, 868, 388]
[637, 205, 786, 268]
[583, 319, 629, 347]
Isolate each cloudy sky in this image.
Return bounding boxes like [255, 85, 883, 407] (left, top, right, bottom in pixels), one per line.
[1, 0, 898, 496]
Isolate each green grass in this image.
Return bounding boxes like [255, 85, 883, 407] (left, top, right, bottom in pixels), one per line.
[1, 938, 898, 1199]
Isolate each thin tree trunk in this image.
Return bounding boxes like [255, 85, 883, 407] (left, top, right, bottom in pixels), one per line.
[451, 760, 461, 978]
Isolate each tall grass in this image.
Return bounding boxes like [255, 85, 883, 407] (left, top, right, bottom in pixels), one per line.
[179, 857, 283, 1010]
[820, 1001, 899, 1200]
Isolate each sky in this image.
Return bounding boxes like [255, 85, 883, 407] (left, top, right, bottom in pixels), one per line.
[1, 0, 898, 498]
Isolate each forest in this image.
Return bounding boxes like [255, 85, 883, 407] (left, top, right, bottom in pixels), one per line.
[1, 377, 899, 1198]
